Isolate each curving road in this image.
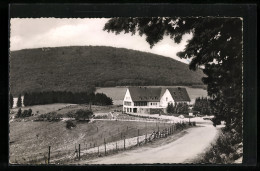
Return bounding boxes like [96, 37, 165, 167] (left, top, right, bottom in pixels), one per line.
[77, 122, 219, 164]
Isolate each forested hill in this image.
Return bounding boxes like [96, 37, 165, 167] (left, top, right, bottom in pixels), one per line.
[10, 46, 205, 96]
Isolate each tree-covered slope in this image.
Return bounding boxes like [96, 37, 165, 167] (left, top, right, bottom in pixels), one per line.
[10, 46, 205, 95]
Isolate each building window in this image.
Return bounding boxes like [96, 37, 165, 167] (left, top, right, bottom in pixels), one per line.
[134, 102, 147, 106]
[166, 97, 168, 101]
[150, 103, 152, 105]
[124, 101, 131, 106]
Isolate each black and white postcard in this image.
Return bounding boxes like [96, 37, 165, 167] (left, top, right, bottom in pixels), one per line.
[8, 4, 257, 166]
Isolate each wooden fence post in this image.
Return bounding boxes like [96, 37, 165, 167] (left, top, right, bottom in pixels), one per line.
[116, 141, 118, 151]
[124, 135, 126, 150]
[48, 146, 51, 164]
[79, 144, 81, 160]
[104, 138, 106, 155]
[137, 129, 139, 146]
[145, 132, 147, 143]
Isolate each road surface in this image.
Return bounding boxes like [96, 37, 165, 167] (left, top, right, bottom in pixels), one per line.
[76, 122, 218, 164]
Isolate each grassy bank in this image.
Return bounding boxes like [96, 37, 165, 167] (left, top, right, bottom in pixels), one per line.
[191, 127, 243, 163]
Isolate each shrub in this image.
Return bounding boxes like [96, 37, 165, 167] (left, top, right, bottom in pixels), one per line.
[94, 115, 108, 119]
[166, 103, 174, 114]
[21, 110, 28, 117]
[181, 122, 186, 127]
[38, 112, 62, 122]
[193, 97, 213, 115]
[75, 109, 93, 121]
[66, 111, 76, 118]
[198, 128, 242, 163]
[166, 103, 189, 114]
[66, 120, 76, 129]
[16, 108, 22, 118]
[175, 122, 182, 130]
[15, 108, 33, 118]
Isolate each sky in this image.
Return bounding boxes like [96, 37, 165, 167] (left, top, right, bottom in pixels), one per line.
[10, 18, 193, 64]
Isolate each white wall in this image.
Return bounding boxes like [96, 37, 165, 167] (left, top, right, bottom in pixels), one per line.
[123, 88, 133, 103]
[160, 89, 174, 107]
[147, 101, 160, 107]
[123, 89, 133, 112]
[12, 96, 24, 108]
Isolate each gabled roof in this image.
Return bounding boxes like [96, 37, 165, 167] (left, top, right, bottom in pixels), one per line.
[128, 87, 162, 102]
[127, 87, 190, 102]
[167, 87, 191, 102]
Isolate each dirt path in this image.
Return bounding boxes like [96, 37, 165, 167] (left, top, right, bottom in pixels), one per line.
[75, 123, 218, 164]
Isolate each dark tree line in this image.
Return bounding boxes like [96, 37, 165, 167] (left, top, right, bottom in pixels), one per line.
[166, 102, 189, 114]
[193, 97, 213, 115]
[23, 91, 113, 106]
[17, 94, 22, 107]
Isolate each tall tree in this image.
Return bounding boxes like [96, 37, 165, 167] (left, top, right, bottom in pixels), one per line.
[104, 17, 242, 133]
[9, 93, 14, 109]
[86, 85, 96, 110]
[17, 94, 22, 108]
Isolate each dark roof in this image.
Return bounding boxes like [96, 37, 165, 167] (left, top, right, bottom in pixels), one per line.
[167, 87, 191, 102]
[127, 87, 190, 102]
[128, 87, 162, 102]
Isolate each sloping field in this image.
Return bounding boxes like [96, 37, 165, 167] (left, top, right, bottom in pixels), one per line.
[9, 119, 172, 164]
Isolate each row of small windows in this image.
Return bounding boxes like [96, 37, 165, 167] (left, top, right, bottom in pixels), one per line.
[125, 101, 158, 106]
[134, 102, 147, 106]
[124, 101, 131, 106]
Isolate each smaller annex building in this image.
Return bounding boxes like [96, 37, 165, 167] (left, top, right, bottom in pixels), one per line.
[123, 87, 191, 114]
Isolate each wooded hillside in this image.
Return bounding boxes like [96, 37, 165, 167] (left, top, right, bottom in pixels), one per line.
[10, 46, 205, 95]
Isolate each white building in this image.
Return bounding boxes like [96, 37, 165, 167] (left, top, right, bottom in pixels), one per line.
[123, 87, 191, 114]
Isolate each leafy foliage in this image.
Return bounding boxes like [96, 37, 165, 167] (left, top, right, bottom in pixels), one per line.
[15, 108, 32, 118]
[193, 97, 213, 115]
[197, 128, 242, 163]
[66, 120, 76, 129]
[166, 102, 189, 114]
[38, 112, 63, 122]
[104, 17, 242, 134]
[75, 109, 93, 121]
[10, 46, 204, 96]
[94, 93, 113, 105]
[16, 108, 22, 118]
[166, 103, 174, 114]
